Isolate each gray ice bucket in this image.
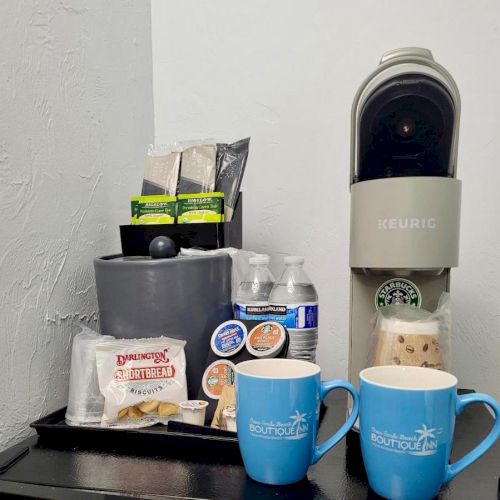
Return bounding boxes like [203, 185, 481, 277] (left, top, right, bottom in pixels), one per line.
[94, 253, 232, 398]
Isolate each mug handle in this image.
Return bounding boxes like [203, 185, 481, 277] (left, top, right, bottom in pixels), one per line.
[445, 393, 500, 483]
[311, 379, 359, 464]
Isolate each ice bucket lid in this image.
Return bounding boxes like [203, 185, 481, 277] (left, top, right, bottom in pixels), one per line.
[95, 253, 228, 264]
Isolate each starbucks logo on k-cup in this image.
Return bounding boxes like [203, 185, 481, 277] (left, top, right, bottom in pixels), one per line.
[375, 278, 421, 309]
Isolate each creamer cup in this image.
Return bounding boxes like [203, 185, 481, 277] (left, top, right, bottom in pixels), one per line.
[221, 405, 237, 432]
[179, 400, 209, 426]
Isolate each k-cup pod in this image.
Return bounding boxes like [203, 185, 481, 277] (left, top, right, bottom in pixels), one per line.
[246, 322, 286, 358]
[202, 360, 236, 400]
[210, 320, 247, 357]
[221, 405, 237, 432]
[179, 400, 209, 426]
[373, 317, 443, 369]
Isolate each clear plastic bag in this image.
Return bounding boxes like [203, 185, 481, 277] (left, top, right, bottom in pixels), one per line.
[179, 247, 257, 302]
[368, 292, 451, 370]
[176, 139, 217, 194]
[142, 144, 181, 197]
[65, 325, 115, 426]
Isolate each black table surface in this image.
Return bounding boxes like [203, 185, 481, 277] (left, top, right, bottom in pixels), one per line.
[0, 391, 498, 499]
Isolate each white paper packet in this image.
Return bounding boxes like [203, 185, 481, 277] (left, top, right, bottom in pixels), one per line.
[179, 247, 257, 302]
[96, 337, 187, 428]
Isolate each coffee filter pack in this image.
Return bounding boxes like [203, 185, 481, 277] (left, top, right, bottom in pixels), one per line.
[368, 292, 451, 371]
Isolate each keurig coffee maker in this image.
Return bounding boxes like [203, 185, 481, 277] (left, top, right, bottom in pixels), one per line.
[349, 48, 462, 389]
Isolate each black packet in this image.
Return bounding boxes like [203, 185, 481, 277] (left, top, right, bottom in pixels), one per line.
[215, 137, 250, 221]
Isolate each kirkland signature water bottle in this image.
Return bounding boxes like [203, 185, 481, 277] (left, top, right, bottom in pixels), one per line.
[268, 256, 318, 362]
[234, 254, 275, 320]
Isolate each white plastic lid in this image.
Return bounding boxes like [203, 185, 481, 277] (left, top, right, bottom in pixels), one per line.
[379, 317, 440, 335]
[284, 255, 304, 265]
[222, 406, 236, 418]
[179, 400, 209, 412]
[249, 254, 270, 265]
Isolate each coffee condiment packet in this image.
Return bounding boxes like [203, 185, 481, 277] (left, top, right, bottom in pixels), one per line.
[177, 143, 217, 194]
[96, 337, 187, 428]
[215, 137, 250, 221]
[142, 144, 181, 197]
[211, 384, 236, 429]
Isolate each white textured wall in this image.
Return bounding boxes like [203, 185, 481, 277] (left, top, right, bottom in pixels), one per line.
[152, 1, 500, 398]
[0, 1, 153, 451]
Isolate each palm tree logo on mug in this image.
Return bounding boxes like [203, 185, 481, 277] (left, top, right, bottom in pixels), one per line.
[288, 410, 309, 440]
[370, 423, 442, 456]
[413, 424, 438, 456]
[248, 410, 312, 441]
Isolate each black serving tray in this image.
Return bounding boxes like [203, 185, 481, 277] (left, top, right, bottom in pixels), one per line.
[31, 408, 241, 463]
[31, 399, 328, 464]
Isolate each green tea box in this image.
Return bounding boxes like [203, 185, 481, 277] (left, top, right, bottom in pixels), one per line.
[130, 195, 177, 225]
[177, 192, 224, 223]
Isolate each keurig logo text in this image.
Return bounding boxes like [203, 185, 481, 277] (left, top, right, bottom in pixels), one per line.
[377, 218, 437, 230]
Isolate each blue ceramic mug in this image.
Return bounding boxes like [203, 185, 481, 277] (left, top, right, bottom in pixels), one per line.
[359, 365, 500, 500]
[235, 358, 359, 485]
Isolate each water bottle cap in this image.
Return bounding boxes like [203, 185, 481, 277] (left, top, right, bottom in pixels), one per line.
[284, 256, 304, 265]
[249, 254, 270, 265]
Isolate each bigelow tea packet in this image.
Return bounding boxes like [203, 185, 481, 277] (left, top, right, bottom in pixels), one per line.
[131, 195, 176, 225]
[177, 192, 224, 223]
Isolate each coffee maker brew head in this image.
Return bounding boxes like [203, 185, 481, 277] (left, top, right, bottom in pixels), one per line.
[349, 48, 462, 274]
[351, 48, 460, 184]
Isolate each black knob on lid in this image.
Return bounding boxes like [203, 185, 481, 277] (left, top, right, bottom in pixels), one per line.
[149, 236, 177, 259]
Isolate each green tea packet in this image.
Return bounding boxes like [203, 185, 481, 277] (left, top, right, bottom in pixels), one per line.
[131, 195, 177, 225]
[177, 192, 224, 224]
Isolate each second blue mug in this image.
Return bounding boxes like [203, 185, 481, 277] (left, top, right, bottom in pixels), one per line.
[359, 365, 500, 500]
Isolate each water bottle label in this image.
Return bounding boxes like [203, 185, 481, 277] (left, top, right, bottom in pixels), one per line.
[234, 303, 269, 320]
[268, 303, 318, 329]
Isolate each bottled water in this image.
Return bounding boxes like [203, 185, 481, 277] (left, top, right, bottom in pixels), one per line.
[268, 256, 318, 362]
[234, 254, 275, 320]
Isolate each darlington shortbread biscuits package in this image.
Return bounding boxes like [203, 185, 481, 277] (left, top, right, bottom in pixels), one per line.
[96, 337, 187, 428]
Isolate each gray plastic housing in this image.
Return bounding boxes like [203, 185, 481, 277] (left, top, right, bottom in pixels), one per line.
[350, 177, 461, 271]
[94, 253, 233, 399]
[351, 47, 461, 184]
